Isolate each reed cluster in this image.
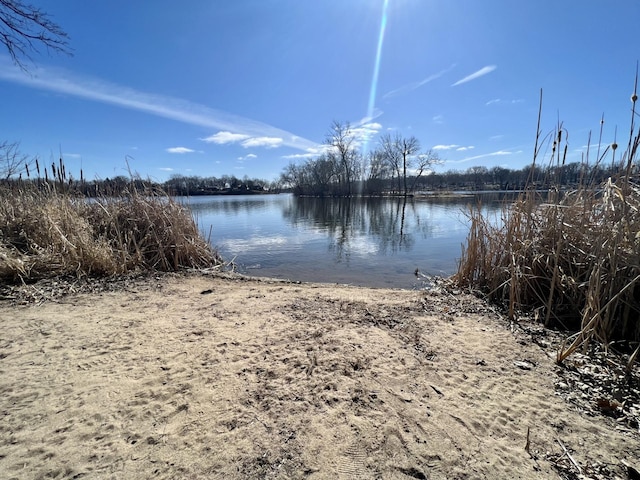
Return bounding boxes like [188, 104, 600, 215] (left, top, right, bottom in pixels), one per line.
[454, 85, 640, 363]
[0, 175, 221, 283]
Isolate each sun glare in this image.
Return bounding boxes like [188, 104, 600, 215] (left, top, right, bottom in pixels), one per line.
[363, 0, 389, 152]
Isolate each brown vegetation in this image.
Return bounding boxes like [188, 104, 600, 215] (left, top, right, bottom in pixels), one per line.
[0, 179, 221, 283]
[454, 84, 640, 364]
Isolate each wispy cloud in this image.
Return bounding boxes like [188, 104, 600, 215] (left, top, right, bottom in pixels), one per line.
[159, 167, 174, 171]
[236, 155, 260, 163]
[452, 65, 496, 86]
[433, 144, 474, 152]
[282, 145, 329, 160]
[355, 108, 384, 125]
[281, 152, 314, 160]
[433, 144, 459, 151]
[166, 146, 195, 154]
[202, 132, 250, 144]
[383, 64, 456, 100]
[241, 137, 283, 149]
[0, 57, 318, 151]
[350, 122, 383, 148]
[432, 115, 444, 124]
[486, 98, 524, 106]
[282, 150, 324, 160]
[448, 149, 521, 164]
[201, 132, 283, 149]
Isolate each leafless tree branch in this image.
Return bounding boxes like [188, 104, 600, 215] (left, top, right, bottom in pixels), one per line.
[0, 140, 34, 180]
[0, 0, 71, 71]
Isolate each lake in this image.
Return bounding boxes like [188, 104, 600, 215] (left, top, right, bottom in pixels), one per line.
[184, 193, 511, 289]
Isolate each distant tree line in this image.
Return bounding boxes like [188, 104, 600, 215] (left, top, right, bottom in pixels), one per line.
[14, 174, 277, 197]
[418, 161, 623, 192]
[0, 138, 629, 197]
[281, 160, 624, 197]
[279, 122, 627, 196]
[163, 174, 278, 196]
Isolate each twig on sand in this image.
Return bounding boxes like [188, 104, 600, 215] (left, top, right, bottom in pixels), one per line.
[556, 438, 582, 475]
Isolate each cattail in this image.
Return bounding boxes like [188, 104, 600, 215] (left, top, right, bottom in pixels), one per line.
[35, 158, 40, 176]
[25, 163, 30, 178]
[51, 162, 56, 178]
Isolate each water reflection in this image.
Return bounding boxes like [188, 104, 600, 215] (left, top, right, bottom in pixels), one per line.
[282, 197, 426, 260]
[183, 193, 508, 288]
[185, 196, 273, 215]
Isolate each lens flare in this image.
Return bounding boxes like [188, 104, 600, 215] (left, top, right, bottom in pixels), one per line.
[363, 0, 389, 152]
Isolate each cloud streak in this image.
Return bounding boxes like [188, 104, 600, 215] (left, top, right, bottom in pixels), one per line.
[166, 147, 196, 154]
[433, 144, 475, 152]
[433, 144, 459, 151]
[383, 64, 456, 99]
[448, 149, 520, 164]
[485, 98, 524, 106]
[0, 58, 318, 151]
[201, 132, 283, 149]
[241, 137, 283, 149]
[452, 65, 496, 86]
[201, 132, 250, 144]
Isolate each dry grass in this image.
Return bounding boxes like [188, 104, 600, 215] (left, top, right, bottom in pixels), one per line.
[453, 82, 640, 363]
[0, 181, 221, 283]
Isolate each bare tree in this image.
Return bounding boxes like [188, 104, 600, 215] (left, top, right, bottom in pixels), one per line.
[0, 140, 33, 180]
[325, 121, 359, 196]
[280, 162, 308, 195]
[379, 133, 421, 196]
[365, 149, 390, 195]
[378, 133, 403, 193]
[0, 0, 71, 71]
[409, 149, 441, 192]
[308, 155, 338, 196]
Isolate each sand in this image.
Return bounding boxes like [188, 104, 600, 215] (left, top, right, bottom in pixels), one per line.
[0, 272, 638, 479]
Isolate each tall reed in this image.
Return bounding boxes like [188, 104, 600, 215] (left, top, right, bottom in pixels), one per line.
[0, 165, 221, 283]
[453, 81, 640, 363]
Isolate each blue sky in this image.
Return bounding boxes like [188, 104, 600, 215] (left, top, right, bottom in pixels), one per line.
[1, 0, 639, 182]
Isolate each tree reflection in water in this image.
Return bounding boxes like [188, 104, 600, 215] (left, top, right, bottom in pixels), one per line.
[281, 197, 438, 261]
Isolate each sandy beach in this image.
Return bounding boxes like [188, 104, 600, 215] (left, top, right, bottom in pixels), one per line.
[1, 272, 638, 479]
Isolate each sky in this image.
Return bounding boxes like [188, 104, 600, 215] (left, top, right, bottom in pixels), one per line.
[1, 0, 639, 183]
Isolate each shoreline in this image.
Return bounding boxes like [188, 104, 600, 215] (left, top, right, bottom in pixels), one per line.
[1, 271, 638, 479]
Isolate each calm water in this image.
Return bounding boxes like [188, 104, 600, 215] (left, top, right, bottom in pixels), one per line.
[184, 193, 510, 289]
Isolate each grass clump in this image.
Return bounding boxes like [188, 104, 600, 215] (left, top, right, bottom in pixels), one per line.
[453, 82, 640, 363]
[0, 181, 222, 284]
